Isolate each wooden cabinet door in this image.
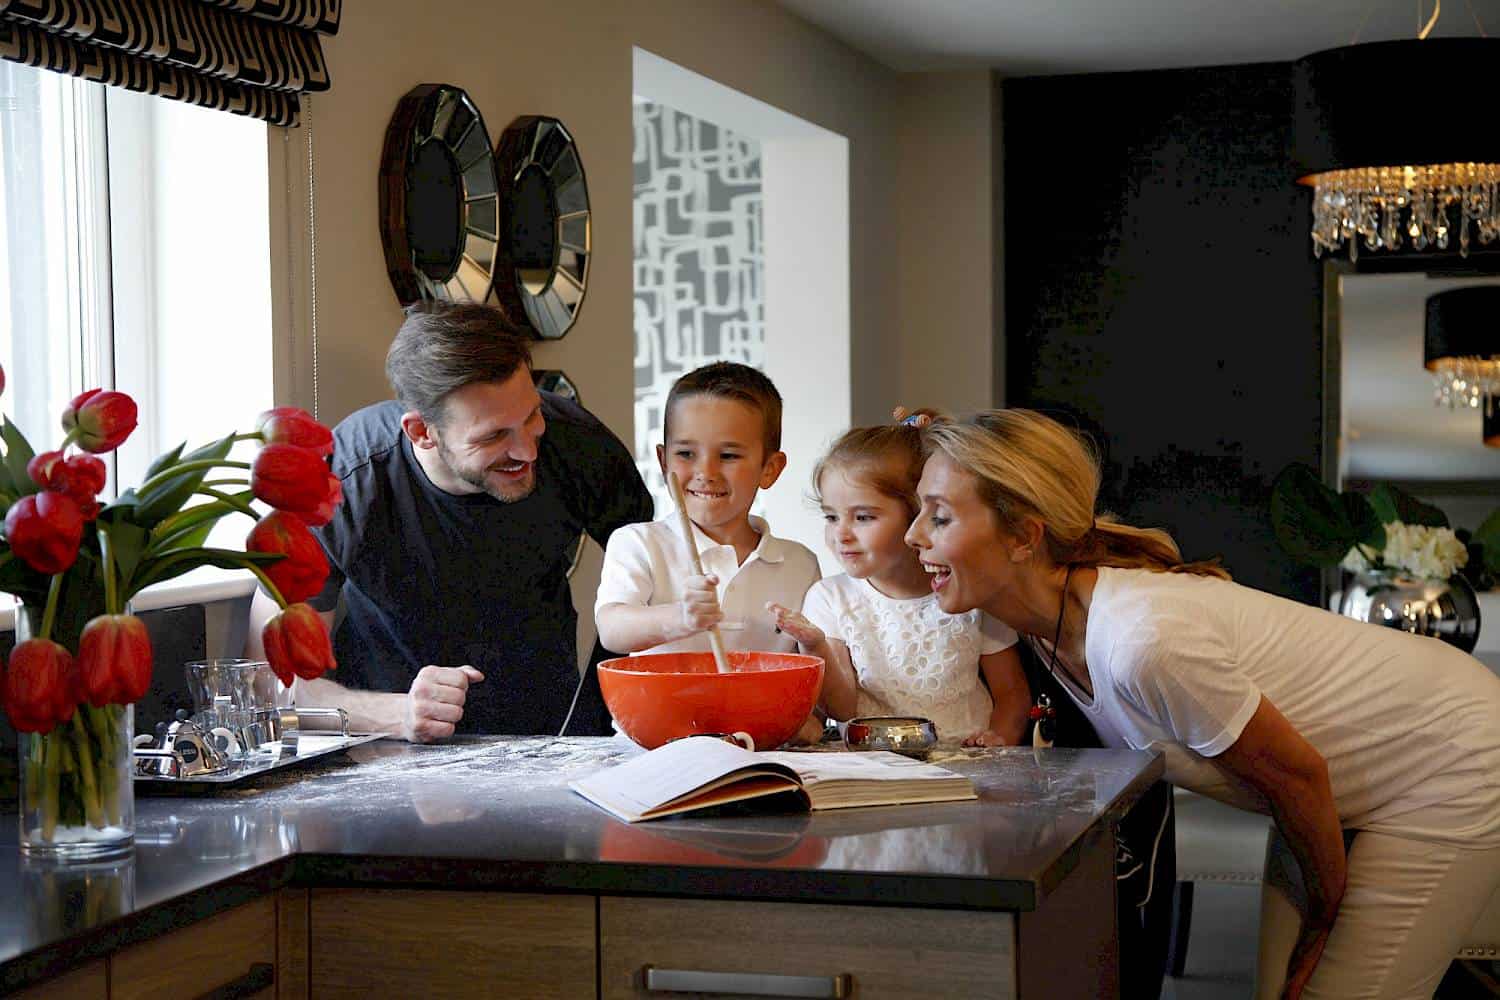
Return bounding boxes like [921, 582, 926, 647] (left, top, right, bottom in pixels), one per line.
[600, 897, 1017, 999]
[11, 959, 106, 1000]
[309, 889, 596, 999]
[111, 896, 277, 1000]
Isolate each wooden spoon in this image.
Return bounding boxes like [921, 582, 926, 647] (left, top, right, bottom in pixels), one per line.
[667, 471, 731, 674]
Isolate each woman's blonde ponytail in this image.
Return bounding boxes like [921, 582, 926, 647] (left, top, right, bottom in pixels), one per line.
[923, 410, 1229, 580]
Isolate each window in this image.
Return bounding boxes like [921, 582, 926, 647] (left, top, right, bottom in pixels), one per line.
[0, 63, 273, 561]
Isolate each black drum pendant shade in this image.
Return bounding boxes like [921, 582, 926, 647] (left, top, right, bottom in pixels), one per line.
[1425, 286, 1500, 415]
[1293, 38, 1500, 258]
[1425, 288, 1500, 372]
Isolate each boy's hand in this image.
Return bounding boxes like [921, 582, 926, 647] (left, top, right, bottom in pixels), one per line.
[678, 574, 723, 635]
[765, 602, 825, 648]
[792, 713, 827, 745]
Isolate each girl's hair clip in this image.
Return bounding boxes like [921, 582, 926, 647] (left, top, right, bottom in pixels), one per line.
[899, 414, 923, 427]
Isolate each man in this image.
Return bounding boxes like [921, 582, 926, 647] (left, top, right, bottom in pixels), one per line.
[247, 302, 653, 741]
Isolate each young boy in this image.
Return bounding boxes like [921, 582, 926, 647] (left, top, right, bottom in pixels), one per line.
[595, 363, 822, 738]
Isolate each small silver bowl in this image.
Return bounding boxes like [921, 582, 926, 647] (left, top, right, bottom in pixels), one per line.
[843, 716, 938, 759]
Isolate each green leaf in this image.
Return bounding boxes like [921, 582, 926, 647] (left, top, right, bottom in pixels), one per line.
[154, 491, 255, 552]
[1270, 463, 1360, 566]
[0, 555, 51, 608]
[103, 520, 150, 594]
[1475, 507, 1500, 575]
[1343, 493, 1385, 553]
[0, 417, 38, 497]
[124, 546, 283, 598]
[133, 433, 236, 527]
[1368, 483, 1449, 529]
[144, 442, 186, 482]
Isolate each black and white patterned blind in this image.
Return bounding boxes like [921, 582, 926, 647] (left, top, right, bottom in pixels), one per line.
[0, 0, 340, 126]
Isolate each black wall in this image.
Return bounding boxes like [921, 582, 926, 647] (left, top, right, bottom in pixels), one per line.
[1004, 62, 1324, 602]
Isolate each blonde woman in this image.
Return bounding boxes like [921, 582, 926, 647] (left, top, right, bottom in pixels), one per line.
[903, 408, 1500, 1000]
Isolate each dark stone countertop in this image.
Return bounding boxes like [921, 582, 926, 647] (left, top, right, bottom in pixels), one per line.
[0, 738, 1162, 992]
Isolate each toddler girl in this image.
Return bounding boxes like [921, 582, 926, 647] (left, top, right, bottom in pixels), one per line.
[768, 420, 1029, 745]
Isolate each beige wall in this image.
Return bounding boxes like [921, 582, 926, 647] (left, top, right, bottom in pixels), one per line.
[894, 71, 999, 414]
[268, 0, 998, 667]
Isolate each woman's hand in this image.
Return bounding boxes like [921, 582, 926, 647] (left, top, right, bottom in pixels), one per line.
[961, 729, 1012, 748]
[1281, 920, 1333, 1000]
[765, 602, 825, 648]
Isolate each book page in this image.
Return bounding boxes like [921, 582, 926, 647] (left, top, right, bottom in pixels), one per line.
[759, 750, 965, 786]
[571, 737, 793, 822]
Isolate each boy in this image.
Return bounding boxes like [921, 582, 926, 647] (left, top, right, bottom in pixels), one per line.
[595, 363, 822, 738]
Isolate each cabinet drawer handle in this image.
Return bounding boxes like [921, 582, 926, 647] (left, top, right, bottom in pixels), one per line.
[195, 961, 275, 1000]
[641, 965, 850, 998]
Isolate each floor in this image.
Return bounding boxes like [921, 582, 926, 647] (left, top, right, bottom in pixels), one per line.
[1160, 883, 1499, 999]
[1161, 884, 1259, 1000]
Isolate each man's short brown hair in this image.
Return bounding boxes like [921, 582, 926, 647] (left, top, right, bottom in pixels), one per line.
[664, 362, 783, 454]
[385, 302, 533, 424]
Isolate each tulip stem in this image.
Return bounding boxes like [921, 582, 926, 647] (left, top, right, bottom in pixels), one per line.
[98, 523, 119, 615]
[41, 733, 59, 841]
[85, 705, 120, 826]
[39, 572, 62, 641]
[135, 458, 250, 498]
[69, 712, 104, 828]
[241, 561, 288, 609]
[201, 479, 249, 489]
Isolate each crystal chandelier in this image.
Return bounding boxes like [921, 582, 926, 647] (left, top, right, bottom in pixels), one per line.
[1426, 288, 1500, 427]
[1294, 26, 1500, 261]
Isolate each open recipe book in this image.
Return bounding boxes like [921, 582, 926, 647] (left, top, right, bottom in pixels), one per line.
[570, 736, 977, 823]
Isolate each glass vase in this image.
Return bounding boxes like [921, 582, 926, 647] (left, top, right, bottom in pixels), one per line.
[15, 602, 135, 860]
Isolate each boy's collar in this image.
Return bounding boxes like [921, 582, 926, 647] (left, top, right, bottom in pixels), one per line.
[670, 513, 786, 565]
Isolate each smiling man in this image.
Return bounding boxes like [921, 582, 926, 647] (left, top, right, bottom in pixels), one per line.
[246, 302, 653, 741]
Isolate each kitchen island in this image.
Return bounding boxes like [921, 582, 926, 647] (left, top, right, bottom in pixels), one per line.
[0, 738, 1162, 998]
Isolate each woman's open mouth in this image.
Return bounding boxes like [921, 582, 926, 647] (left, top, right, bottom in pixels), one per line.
[922, 561, 951, 592]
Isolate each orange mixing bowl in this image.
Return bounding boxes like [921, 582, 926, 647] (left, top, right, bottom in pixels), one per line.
[597, 650, 824, 751]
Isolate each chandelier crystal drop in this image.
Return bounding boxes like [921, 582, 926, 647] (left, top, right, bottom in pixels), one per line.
[1309, 164, 1500, 261]
[1430, 358, 1500, 410]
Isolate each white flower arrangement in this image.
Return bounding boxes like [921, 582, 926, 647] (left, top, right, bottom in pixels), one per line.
[1341, 520, 1470, 581]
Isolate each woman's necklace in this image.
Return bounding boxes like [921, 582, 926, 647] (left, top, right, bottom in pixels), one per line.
[1029, 563, 1076, 749]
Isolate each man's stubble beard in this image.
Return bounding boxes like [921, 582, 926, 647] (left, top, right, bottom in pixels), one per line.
[436, 440, 538, 503]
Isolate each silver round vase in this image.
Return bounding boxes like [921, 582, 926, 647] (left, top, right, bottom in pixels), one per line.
[1338, 572, 1481, 653]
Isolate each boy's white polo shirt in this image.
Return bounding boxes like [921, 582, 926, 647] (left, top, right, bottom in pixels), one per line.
[596, 514, 821, 655]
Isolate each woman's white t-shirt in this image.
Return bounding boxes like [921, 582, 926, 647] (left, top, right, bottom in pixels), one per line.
[800, 574, 1019, 739]
[1070, 566, 1500, 847]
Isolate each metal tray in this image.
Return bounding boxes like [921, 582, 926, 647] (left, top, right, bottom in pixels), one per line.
[135, 733, 385, 793]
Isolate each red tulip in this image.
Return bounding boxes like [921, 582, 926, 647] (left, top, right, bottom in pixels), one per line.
[262, 603, 336, 686]
[4, 492, 84, 574]
[291, 474, 342, 528]
[257, 407, 333, 458]
[62, 389, 138, 453]
[61, 454, 107, 521]
[0, 362, 6, 398]
[77, 614, 154, 706]
[246, 511, 330, 604]
[63, 453, 107, 496]
[26, 450, 68, 491]
[2, 638, 78, 733]
[251, 444, 331, 513]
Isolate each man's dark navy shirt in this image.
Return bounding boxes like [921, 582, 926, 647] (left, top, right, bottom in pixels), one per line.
[307, 393, 653, 735]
